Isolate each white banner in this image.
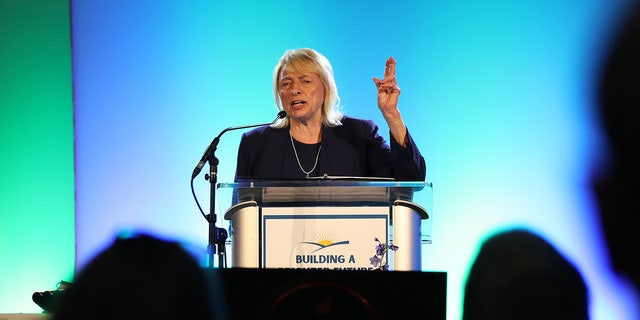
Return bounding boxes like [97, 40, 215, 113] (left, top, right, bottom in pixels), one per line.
[262, 206, 389, 270]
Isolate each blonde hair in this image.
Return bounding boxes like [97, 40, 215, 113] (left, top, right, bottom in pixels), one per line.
[272, 48, 343, 128]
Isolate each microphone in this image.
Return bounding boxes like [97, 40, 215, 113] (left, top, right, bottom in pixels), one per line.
[191, 111, 287, 179]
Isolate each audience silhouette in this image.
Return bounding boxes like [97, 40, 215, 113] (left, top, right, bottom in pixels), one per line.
[593, 3, 640, 291]
[52, 232, 224, 320]
[462, 228, 588, 320]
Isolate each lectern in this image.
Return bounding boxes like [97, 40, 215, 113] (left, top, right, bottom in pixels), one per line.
[218, 179, 431, 271]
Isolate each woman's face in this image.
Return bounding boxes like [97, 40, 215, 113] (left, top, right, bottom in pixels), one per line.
[278, 66, 325, 124]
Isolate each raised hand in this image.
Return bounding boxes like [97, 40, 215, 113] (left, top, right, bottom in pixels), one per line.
[373, 56, 401, 116]
[373, 56, 407, 146]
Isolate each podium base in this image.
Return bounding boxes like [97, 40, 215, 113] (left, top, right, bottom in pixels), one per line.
[208, 268, 447, 319]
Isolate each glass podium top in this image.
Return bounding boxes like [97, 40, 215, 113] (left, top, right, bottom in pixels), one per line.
[217, 178, 432, 205]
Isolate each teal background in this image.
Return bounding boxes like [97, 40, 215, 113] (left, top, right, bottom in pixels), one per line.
[2, 0, 639, 319]
[0, 0, 75, 313]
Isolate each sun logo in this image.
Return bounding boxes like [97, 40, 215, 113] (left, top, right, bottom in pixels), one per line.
[317, 239, 334, 246]
[301, 230, 350, 252]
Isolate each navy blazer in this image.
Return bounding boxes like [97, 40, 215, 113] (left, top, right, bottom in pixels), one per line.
[235, 116, 426, 181]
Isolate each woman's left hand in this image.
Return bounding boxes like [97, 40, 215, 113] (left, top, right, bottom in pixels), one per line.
[373, 56, 407, 146]
[373, 56, 401, 117]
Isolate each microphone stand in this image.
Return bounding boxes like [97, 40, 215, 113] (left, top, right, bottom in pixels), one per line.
[193, 111, 286, 269]
[205, 139, 227, 269]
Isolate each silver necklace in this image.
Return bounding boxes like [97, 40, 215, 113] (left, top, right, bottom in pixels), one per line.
[289, 130, 322, 178]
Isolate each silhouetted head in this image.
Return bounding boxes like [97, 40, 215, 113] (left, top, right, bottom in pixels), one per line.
[594, 4, 640, 288]
[463, 228, 588, 320]
[53, 233, 221, 320]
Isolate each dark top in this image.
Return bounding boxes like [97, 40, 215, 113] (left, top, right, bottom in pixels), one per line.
[235, 116, 426, 181]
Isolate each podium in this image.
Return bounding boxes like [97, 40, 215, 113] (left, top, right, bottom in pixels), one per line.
[219, 179, 431, 271]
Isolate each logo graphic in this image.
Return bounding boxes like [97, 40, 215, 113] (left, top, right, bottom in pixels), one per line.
[301, 230, 349, 252]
